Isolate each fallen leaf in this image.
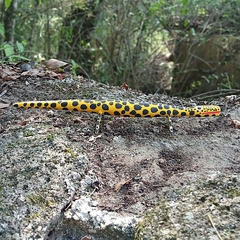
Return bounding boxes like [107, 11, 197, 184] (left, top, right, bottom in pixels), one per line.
[89, 135, 102, 142]
[81, 236, 92, 240]
[19, 121, 29, 126]
[0, 103, 10, 109]
[121, 82, 129, 90]
[231, 119, 240, 128]
[45, 59, 68, 69]
[114, 179, 132, 192]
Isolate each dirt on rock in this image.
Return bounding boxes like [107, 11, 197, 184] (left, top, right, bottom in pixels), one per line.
[0, 75, 239, 239]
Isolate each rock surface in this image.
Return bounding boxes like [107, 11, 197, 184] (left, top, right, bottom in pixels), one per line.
[135, 173, 240, 240]
[0, 76, 239, 239]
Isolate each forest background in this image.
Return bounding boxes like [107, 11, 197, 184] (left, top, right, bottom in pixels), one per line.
[1, 0, 240, 98]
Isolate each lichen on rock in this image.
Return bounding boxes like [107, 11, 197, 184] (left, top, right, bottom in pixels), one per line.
[135, 173, 240, 240]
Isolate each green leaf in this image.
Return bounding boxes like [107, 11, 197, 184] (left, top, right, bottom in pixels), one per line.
[182, 0, 188, 6]
[9, 55, 30, 61]
[184, 19, 189, 27]
[5, 0, 12, 9]
[190, 28, 196, 36]
[16, 41, 24, 53]
[3, 43, 14, 57]
[0, 23, 5, 37]
[181, 8, 188, 16]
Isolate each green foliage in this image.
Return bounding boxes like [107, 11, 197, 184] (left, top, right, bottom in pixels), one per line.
[5, 0, 12, 9]
[92, 0, 168, 90]
[71, 59, 80, 76]
[1, 0, 239, 95]
[0, 42, 29, 61]
[0, 23, 5, 37]
[3, 43, 14, 57]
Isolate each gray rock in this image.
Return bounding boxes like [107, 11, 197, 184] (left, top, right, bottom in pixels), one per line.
[135, 173, 240, 240]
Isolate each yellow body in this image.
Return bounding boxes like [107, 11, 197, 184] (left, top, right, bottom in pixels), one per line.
[12, 99, 221, 117]
[12, 99, 221, 137]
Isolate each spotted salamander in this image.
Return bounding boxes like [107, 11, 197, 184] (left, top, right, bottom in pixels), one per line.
[12, 100, 221, 137]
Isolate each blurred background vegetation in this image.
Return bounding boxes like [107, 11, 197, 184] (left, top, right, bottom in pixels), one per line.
[1, 0, 240, 98]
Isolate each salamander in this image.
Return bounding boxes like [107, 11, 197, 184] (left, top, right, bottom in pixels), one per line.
[12, 99, 221, 137]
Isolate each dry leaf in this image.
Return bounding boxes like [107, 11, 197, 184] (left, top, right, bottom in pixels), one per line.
[114, 179, 132, 192]
[81, 236, 92, 240]
[0, 103, 10, 109]
[88, 135, 102, 142]
[19, 121, 29, 126]
[121, 82, 129, 90]
[45, 59, 68, 69]
[231, 119, 240, 128]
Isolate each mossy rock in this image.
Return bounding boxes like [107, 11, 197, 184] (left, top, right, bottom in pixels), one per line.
[135, 173, 240, 240]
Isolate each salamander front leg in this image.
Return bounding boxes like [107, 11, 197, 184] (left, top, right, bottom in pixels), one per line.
[168, 116, 174, 138]
[95, 113, 103, 134]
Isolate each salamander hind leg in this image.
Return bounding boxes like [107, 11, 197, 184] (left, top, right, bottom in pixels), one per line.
[168, 116, 174, 138]
[95, 113, 103, 134]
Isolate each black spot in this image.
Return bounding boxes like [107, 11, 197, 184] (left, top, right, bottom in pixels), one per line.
[97, 102, 101, 106]
[115, 103, 122, 109]
[28, 103, 33, 107]
[61, 102, 68, 107]
[73, 108, 78, 111]
[167, 110, 171, 116]
[90, 104, 97, 109]
[145, 115, 151, 118]
[204, 115, 209, 117]
[135, 114, 141, 117]
[121, 110, 125, 114]
[44, 103, 49, 107]
[37, 102, 42, 107]
[114, 111, 121, 115]
[123, 115, 130, 117]
[195, 114, 201, 117]
[51, 103, 56, 108]
[124, 105, 130, 111]
[181, 112, 186, 116]
[109, 102, 114, 105]
[81, 104, 87, 110]
[164, 105, 170, 109]
[142, 109, 149, 115]
[13, 103, 18, 107]
[130, 110, 136, 115]
[102, 104, 109, 110]
[173, 110, 179, 115]
[122, 101, 127, 105]
[104, 112, 111, 115]
[150, 107, 158, 113]
[143, 103, 150, 107]
[158, 104, 163, 109]
[62, 108, 69, 110]
[160, 110, 166, 115]
[178, 106, 184, 110]
[72, 101, 78, 107]
[134, 105, 141, 110]
[190, 111, 195, 115]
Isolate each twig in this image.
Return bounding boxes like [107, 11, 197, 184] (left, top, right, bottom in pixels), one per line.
[207, 213, 223, 240]
[192, 89, 240, 100]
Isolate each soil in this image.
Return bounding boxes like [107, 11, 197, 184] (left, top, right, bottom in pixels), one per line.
[0, 75, 239, 239]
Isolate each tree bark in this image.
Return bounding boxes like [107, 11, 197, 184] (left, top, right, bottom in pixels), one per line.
[4, 0, 18, 44]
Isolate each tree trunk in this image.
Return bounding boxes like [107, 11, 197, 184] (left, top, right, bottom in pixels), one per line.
[4, 0, 18, 44]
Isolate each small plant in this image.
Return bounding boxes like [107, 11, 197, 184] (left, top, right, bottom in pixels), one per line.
[1, 41, 30, 62]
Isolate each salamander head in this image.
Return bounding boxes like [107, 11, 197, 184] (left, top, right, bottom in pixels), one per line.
[199, 105, 221, 117]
